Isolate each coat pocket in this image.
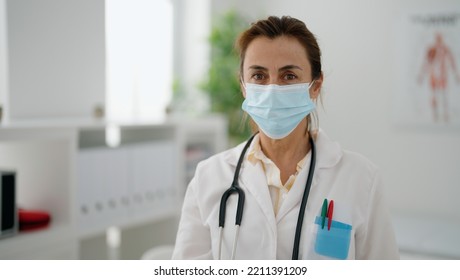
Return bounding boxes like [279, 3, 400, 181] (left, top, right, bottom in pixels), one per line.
[313, 216, 352, 260]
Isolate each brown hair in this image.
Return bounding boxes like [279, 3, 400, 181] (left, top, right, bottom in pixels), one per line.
[236, 16, 322, 81]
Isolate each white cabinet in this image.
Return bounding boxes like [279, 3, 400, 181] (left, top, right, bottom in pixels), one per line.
[0, 115, 227, 259]
[76, 124, 181, 238]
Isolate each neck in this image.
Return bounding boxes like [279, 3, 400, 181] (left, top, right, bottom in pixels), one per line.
[259, 120, 310, 184]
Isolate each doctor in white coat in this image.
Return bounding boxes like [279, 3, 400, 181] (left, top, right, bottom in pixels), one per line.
[172, 16, 399, 260]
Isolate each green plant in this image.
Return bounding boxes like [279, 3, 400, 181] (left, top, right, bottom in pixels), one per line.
[200, 10, 251, 144]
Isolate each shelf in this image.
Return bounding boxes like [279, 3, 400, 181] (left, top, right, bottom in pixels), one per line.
[177, 114, 228, 187]
[78, 205, 179, 240]
[0, 127, 78, 259]
[0, 115, 227, 259]
[0, 128, 77, 228]
[0, 224, 78, 259]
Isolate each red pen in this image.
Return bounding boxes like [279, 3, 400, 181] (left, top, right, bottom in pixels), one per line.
[327, 200, 334, 230]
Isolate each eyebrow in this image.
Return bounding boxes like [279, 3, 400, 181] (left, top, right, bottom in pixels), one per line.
[248, 65, 267, 71]
[279, 65, 303, 71]
[247, 64, 303, 72]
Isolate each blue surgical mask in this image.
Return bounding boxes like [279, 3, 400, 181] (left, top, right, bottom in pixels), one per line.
[242, 82, 316, 139]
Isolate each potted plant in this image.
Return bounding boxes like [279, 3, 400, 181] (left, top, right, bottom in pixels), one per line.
[200, 10, 252, 144]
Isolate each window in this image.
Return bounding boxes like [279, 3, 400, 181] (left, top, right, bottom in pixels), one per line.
[105, 0, 173, 122]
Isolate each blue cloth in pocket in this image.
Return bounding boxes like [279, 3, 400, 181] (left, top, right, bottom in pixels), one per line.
[314, 216, 352, 259]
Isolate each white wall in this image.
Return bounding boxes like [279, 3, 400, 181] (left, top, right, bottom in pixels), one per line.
[172, 0, 211, 115]
[0, 0, 8, 122]
[212, 0, 460, 221]
[6, 0, 105, 121]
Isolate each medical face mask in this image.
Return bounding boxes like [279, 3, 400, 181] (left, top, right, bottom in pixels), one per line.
[242, 82, 316, 139]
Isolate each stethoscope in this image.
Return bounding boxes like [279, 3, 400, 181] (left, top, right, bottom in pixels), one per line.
[218, 132, 316, 260]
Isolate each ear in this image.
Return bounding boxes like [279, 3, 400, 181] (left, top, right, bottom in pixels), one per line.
[310, 73, 323, 100]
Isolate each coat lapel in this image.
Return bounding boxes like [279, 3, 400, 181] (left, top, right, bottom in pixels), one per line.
[275, 130, 342, 222]
[275, 154, 313, 222]
[239, 161, 277, 235]
[223, 137, 277, 236]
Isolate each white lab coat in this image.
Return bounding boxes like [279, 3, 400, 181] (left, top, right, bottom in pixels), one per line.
[172, 130, 399, 260]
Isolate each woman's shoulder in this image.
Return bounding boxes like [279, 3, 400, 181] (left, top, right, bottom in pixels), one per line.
[188, 143, 248, 197]
[194, 141, 246, 172]
[316, 130, 380, 186]
[317, 130, 378, 169]
[341, 149, 379, 172]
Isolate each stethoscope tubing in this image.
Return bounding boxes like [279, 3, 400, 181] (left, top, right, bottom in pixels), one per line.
[218, 133, 316, 260]
[218, 134, 256, 260]
[292, 136, 316, 259]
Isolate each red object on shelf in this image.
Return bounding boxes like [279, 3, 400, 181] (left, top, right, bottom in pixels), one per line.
[18, 209, 51, 232]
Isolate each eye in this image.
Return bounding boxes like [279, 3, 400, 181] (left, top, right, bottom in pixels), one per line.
[283, 73, 297, 81]
[251, 73, 265, 81]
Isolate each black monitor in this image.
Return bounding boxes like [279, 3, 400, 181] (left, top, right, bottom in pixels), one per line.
[1, 171, 17, 238]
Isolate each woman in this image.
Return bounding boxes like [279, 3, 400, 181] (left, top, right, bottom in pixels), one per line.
[172, 16, 399, 260]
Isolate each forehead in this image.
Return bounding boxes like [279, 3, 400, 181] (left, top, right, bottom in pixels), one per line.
[243, 35, 311, 70]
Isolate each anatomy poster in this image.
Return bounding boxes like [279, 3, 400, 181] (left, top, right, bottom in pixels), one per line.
[394, 11, 460, 128]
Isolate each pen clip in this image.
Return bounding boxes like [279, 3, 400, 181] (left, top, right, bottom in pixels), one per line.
[327, 200, 334, 231]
